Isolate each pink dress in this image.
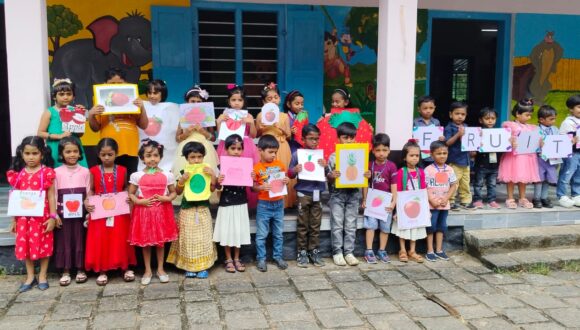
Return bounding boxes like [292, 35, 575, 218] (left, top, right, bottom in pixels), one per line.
[128, 171, 178, 247]
[217, 124, 259, 208]
[498, 121, 540, 184]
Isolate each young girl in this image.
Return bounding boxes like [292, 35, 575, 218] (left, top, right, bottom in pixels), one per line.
[498, 99, 541, 209]
[7, 137, 56, 292]
[284, 90, 309, 154]
[167, 141, 217, 278]
[391, 139, 427, 263]
[53, 137, 91, 285]
[255, 82, 295, 208]
[128, 139, 178, 285]
[216, 85, 259, 207]
[37, 78, 88, 167]
[172, 85, 219, 205]
[139, 80, 180, 173]
[85, 138, 137, 285]
[213, 134, 251, 273]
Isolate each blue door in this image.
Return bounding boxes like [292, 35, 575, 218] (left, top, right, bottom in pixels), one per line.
[285, 10, 324, 122]
[151, 6, 193, 103]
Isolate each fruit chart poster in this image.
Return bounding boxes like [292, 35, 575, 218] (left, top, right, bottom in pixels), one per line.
[93, 83, 140, 114]
[364, 188, 393, 221]
[395, 189, 430, 230]
[179, 102, 216, 128]
[297, 149, 325, 182]
[88, 191, 130, 219]
[335, 143, 369, 188]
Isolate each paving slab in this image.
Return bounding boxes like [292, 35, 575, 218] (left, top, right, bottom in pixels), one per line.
[399, 265, 441, 280]
[185, 302, 220, 325]
[140, 298, 181, 316]
[313, 307, 364, 328]
[225, 310, 269, 329]
[250, 271, 290, 287]
[458, 281, 499, 295]
[382, 284, 425, 301]
[184, 289, 213, 302]
[476, 294, 525, 309]
[273, 321, 320, 330]
[519, 323, 565, 330]
[336, 281, 383, 299]
[468, 317, 519, 330]
[517, 294, 567, 309]
[325, 269, 364, 282]
[140, 315, 183, 330]
[417, 316, 470, 329]
[399, 300, 450, 318]
[6, 300, 53, 316]
[481, 254, 520, 270]
[183, 278, 211, 291]
[365, 270, 410, 286]
[257, 286, 299, 304]
[502, 307, 549, 324]
[98, 295, 138, 312]
[521, 273, 563, 286]
[0, 315, 45, 329]
[480, 273, 524, 285]
[142, 283, 180, 300]
[50, 302, 94, 321]
[415, 278, 458, 293]
[102, 282, 140, 297]
[302, 290, 347, 309]
[544, 307, 580, 328]
[434, 292, 479, 307]
[14, 287, 59, 302]
[436, 268, 481, 282]
[219, 292, 261, 311]
[93, 310, 138, 329]
[366, 313, 422, 330]
[542, 284, 580, 298]
[350, 297, 399, 314]
[455, 304, 497, 319]
[42, 319, 89, 330]
[291, 274, 332, 291]
[265, 302, 315, 322]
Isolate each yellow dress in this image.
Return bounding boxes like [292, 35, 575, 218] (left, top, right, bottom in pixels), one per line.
[256, 112, 296, 208]
[172, 129, 220, 205]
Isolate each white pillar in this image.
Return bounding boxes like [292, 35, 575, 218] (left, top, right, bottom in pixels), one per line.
[5, 0, 50, 153]
[376, 0, 417, 150]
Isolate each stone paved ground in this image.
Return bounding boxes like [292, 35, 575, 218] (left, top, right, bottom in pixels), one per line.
[0, 253, 579, 329]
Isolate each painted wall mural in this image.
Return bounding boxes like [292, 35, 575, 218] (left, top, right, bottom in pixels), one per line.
[512, 14, 580, 125]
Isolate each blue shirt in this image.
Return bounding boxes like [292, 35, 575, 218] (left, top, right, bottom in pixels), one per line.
[444, 122, 470, 166]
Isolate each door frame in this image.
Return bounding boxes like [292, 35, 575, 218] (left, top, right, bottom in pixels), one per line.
[424, 11, 512, 122]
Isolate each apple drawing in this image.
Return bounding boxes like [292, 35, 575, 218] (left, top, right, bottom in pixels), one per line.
[303, 154, 315, 172]
[72, 113, 86, 125]
[264, 110, 276, 122]
[270, 179, 284, 193]
[225, 118, 242, 130]
[185, 108, 206, 125]
[371, 196, 383, 208]
[102, 198, 116, 210]
[106, 92, 130, 106]
[59, 108, 74, 122]
[404, 197, 421, 219]
[65, 200, 80, 213]
[144, 116, 163, 136]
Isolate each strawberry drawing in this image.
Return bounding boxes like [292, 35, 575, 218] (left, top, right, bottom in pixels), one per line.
[185, 107, 206, 125]
[371, 195, 383, 208]
[144, 116, 163, 136]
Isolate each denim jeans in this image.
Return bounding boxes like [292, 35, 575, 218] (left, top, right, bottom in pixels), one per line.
[533, 182, 550, 200]
[556, 152, 580, 198]
[427, 209, 448, 234]
[255, 199, 284, 261]
[329, 189, 361, 255]
[473, 167, 498, 203]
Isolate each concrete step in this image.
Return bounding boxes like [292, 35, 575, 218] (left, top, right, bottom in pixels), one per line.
[480, 247, 580, 271]
[464, 225, 580, 257]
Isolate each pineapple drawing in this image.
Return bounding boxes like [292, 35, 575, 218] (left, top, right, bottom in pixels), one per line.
[345, 152, 358, 180]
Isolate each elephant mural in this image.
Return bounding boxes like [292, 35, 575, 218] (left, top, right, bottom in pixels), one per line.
[51, 12, 152, 107]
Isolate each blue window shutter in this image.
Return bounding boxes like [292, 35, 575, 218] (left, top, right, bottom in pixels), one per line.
[285, 10, 323, 122]
[151, 6, 193, 103]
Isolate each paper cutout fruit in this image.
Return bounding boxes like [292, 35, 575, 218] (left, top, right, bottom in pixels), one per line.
[371, 195, 383, 208]
[144, 116, 163, 136]
[20, 197, 37, 209]
[72, 113, 86, 124]
[189, 174, 206, 194]
[102, 198, 116, 210]
[303, 154, 316, 172]
[270, 179, 284, 193]
[225, 118, 242, 130]
[345, 153, 358, 180]
[264, 110, 276, 122]
[65, 200, 80, 212]
[185, 107, 206, 124]
[106, 92, 130, 106]
[404, 197, 421, 219]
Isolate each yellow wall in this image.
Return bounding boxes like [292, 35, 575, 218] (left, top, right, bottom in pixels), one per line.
[514, 57, 580, 91]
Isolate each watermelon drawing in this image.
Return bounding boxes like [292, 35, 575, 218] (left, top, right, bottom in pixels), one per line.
[189, 174, 206, 194]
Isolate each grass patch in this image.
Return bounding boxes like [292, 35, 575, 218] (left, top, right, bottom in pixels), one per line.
[525, 263, 551, 276]
[562, 261, 580, 272]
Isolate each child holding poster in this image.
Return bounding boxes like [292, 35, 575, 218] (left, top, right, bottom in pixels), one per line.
[288, 124, 327, 267]
[391, 139, 427, 263]
[167, 141, 217, 278]
[128, 139, 178, 285]
[361, 133, 397, 264]
[556, 94, 580, 208]
[213, 134, 251, 273]
[413, 95, 444, 167]
[253, 135, 290, 272]
[498, 99, 540, 209]
[85, 138, 136, 285]
[534, 105, 559, 208]
[7, 137, 56, 292]
[53, 137, 91, 286]
[444, 102, 474, 210]
[473, 108, 501, 209]
[424, 141, 457, 262]
[327, 122, 371, 266]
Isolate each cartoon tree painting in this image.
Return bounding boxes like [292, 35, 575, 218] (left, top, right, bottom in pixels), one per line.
[345, 8, 379, 53]
[47, 5, 83, 55]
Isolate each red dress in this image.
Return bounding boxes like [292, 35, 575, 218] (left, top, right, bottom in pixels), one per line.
[128, 171, 178, 247]
[6, 167, 55, 261]
[85, 165, 136, 271]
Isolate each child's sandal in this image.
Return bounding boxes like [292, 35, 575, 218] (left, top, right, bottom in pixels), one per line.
[224, 259, 236, 273]
[59, 274, 71, 286]
[234, 259, 246, 272]
[518, 198, 533, 209]
[505, 199, 517, 209]
[409, 252, 424, 263]
[123, 270, 135, 282]
[75, 272, 88, 283]
[96, 274, 108, 286]
[398, 251, 408, 262]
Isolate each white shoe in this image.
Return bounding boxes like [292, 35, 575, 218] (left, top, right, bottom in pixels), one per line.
[559, 196, 575, 208]
[333, 253, 347, 266]
[141, 275, 152, 285]
[157, 272, 169, 283]
[573, 196, 580, 207]
[344, 254, 359, 266]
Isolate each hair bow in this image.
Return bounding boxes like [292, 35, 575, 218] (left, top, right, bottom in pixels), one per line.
[264, 82, 277, 91]
[227, 83, 237, 90]
[53, 78, 72, 87]
[407, 138, 418, 143]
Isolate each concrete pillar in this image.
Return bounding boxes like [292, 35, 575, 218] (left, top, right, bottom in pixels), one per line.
[375, 0, 418, 149]
[5, 0, 50, 153]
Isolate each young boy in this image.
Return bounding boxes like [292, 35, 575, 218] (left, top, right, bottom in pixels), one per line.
[473, 107, 501, 209]
[361, 133, 397, 264]
[253, 135, 290, 272]
[413, 95, 444, 167]
[424, 141, 458, 262]
[327, 122, 371, 266]
[288, 124, 327, 267]
[444, 101, 474, 210]
[557, 94, 580, 208]
[534, 105, 559, 208]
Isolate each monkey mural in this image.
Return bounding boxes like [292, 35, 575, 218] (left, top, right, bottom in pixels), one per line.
[529, 31, 563, 103]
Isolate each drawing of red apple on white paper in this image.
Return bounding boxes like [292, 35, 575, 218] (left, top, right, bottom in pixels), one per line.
[404, 197, 421, 219]
[145, 116, 163, 136]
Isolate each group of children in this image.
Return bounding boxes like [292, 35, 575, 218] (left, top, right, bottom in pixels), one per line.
[7, 72, 580, 292]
